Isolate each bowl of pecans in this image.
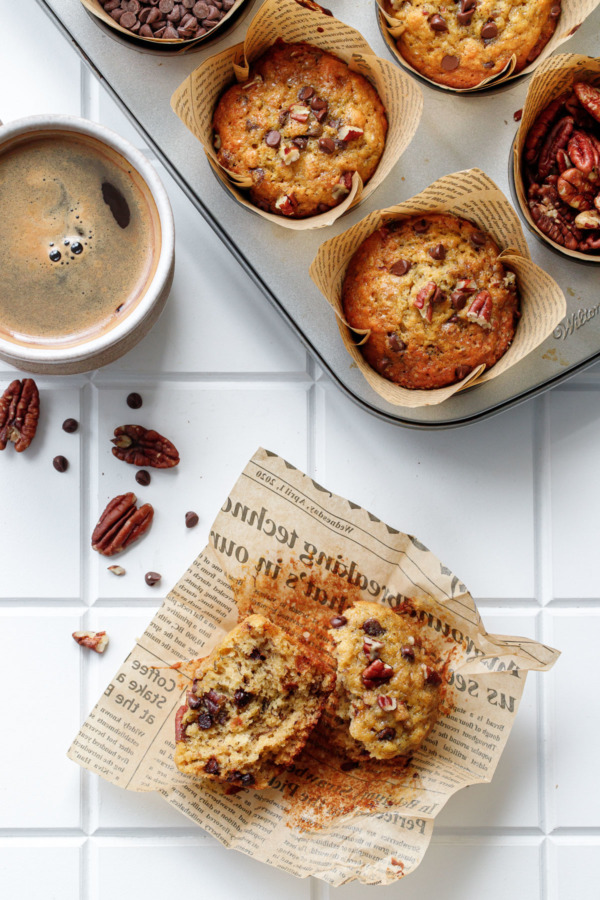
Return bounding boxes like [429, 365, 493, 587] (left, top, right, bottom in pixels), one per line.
[513, 53, 600, 263]
[80, 0, 248, 49]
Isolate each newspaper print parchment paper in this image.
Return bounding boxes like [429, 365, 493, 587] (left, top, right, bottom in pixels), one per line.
[69, 448, 559, 885]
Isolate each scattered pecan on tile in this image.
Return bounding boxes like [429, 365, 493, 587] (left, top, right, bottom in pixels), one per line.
[72, 631, 109, 653]
[92, 492, 154, 556]
[0, 379, 40, 452]
[111, 424, 180, 468]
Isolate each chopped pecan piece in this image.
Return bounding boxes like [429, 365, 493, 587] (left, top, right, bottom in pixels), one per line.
[423, 666, 442, 686]
[330, 615, 347, 628]
[92, 492, 154, 556]
[0, 379, 40, 452]
[377, 695, 397, 711]
[72, 630, 109, 653]
[363, 637, 384, 660]
[111, 425, 180, 468]
[574, 82, 600, 124]
[466, 291, 493, 327]
[175, 705, 188, 741]
[362, 658, 394, 688]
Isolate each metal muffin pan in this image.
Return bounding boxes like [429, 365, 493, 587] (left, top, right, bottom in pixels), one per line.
[36, 0, 600, 428]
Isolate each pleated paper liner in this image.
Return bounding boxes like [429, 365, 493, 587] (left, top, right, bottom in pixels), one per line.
[170, 0, 423, 230]
[310, 168, 566, 408]
[376, 0, 600, 94]
[80, 0, 249, 51]
[68, 447, 560, 885]
[513, 53, 600, 264]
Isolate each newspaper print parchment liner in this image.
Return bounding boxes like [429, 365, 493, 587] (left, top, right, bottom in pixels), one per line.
[309, 168, 567, 408]
[170, 0, 423, 230]
[514, 53, 600, 263]
[68, 448, 560, 886]
[376, 0, 600, 94]
[79, 0, 248, 47]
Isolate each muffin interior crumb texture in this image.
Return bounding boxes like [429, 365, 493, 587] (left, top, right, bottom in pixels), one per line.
[342, 212, 520, 390]
[388, 0, 561, 89]
[212, 40, 388, 218]
[329, 601, 444, 760]
[174, 614, 335, 788]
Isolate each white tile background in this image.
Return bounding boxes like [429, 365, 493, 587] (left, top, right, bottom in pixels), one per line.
[1, 3, 599, 898]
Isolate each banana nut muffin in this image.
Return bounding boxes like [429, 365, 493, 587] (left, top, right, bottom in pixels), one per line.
[174, 614, 335, 788]
[386, 0, 561, 89]
[329, 601, 444, 760]
[342, 212, 520, 390]
[212, 40, 388, 218]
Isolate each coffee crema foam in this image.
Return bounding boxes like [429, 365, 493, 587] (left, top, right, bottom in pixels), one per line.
[0, 131, 161, 347]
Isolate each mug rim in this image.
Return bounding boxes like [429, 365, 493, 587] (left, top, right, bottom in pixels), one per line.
[0, 114, 175, 363]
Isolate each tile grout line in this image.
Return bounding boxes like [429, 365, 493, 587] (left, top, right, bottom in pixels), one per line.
[532, 393, 554, 900]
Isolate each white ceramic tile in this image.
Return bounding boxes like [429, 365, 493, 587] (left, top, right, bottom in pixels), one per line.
[0, 385, 81, 598]
[435, 610, 540, 830]
[0, 842, 82, 900]
[545, 610, 600, 829]
[331, 839, 541, 900]
[95, 839, 311, 900]
[550, 839, 600, 900]
[0, 4, 81, 123]
[90, 383, 309, 599]
[86, 609, 195, 829]
[549, 389, 600, 598]
[318, 382, 535, 599]
[103, 159, 307, 375]
[0, 611, 83, 828]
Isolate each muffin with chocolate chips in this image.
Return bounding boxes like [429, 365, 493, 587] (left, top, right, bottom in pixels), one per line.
[329, 602, 444, 761]
[212, 40, 388, 217]
[386, 0, 561, 89]
[342, 213, 520, 390]
[174, 615, 335, 788]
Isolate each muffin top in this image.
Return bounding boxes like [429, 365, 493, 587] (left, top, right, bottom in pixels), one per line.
[387, 0, 561, 89]
[212, 40, 388, 218]
[342, 213, 520, 390]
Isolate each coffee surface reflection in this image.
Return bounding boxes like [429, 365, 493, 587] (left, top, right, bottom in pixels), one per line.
[0, 132, 159, 347]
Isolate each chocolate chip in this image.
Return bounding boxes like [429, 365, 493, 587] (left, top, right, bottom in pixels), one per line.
[292, 137, 308, 150]
[298, 86, 315, 101]
[362, 618, 385, 637]
[53, 455, 69, 473]
[428, 243, 446, 261]
[387, 333, 407, 353]
[377, 728, 396, 742]
[441, 55, 460, 71]
[513, 108, 523, 122]
[188, 693, 202, 709]
[135, 469, 151, 486]
[204, 689, 222, 715]
[145, 571, 161, 586]
[457, 9, 475, 24]
[120, 10, 137, 28]
[193, 0, 209, 14]
[160, 0, 174, 10]
[62, 418, 79, 433]
[233, 689, 254, 708]
[340, 760, 359, 771]
[481, 20, 498, 40]
[429, 13, 448, 31]
[471, 230, 487, 246]
[550, 4, 561, 16]
[450, 291, 467, 310]
[390, 258, 411, 276]
[197, 712, 213, 729]
[313, 107, 328, 123]
[185, 511, 199, 528]
[249, 647, 266, 660]
[483, 61, 494, 68]
[126, 392, 142, 409]
[413, 218, 429, 233]
[205, 757, 220, 775]
[310, 97, 327, 110]
[401, 646, 415, 661]
[319, 137, 336, 154]
[424, 667, 442, 686]
[265, 130, 281, 148]
[305, 123, 323, 138]
[240, 773, 255, 786]
[330, 615, 347, 628]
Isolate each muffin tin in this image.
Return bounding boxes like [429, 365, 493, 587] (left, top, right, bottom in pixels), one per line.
[36, 0, 600, 428]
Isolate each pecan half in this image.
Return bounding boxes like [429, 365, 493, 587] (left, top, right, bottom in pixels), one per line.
[568, 131, 599, 179]
[92, 492, 154, 556]
[362, 659, 394, 688]
[175, 705, 188, 742]
[466, 291, 493, 327]
[524, 94, 567, 164]
[574, 82, 600, 124]
[529, 199, 581, 250]
[0, 379, 40, 452]
[557, 168, 596, 210]
[537, 116, 573, 181]
[72, 631, 109, 653]
[111, 425, 180, 468]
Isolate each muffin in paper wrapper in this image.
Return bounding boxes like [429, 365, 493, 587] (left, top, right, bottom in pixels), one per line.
[514, 53, 600, 263]
[376, 0, 600, 93]
[170, 0, 423, 229]
[68, 448, 559, 886]
[309, 168, 566, 408]
[79, 0, 249, 48]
